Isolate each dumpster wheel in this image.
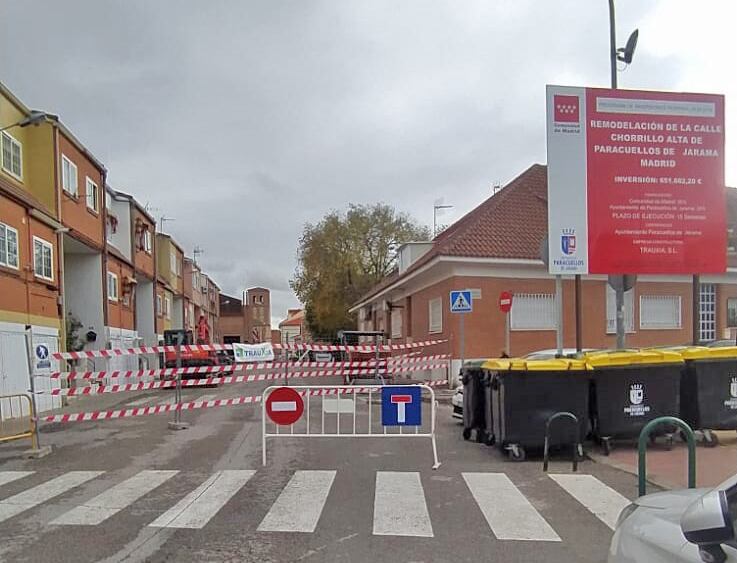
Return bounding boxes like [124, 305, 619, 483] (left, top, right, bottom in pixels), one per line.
[485, 433, 496, 447]
[462, 428, 472, 441]
[702, 429, 719, 448]
[508, 444, 526, 462]
[601, 437, 612, 456]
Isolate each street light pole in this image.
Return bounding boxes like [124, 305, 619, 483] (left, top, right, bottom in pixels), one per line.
[608, 0, 618, 89]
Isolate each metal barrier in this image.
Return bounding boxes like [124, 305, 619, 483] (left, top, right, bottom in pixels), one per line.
[542, 411, 582, 473]
[638, 416, 696, 497]
[0, 394, 38, 449]
[262, 384, 441, 469]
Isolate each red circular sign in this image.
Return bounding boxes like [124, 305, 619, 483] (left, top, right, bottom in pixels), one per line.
[266, 387, 304, 425]
[499, 291, 513, 313]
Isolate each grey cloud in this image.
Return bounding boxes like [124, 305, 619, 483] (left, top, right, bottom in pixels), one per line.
[1, 0, 731, 325]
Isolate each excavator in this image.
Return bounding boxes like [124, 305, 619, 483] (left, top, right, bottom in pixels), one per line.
[162, 316, 230, 378]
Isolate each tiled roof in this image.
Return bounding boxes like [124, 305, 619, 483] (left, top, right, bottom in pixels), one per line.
[356, 164, 737, 305]
[355, 164, 547, 304]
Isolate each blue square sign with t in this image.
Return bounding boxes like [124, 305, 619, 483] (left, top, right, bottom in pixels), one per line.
[450, 290, 472, 313]
[382, 386, 422, 426]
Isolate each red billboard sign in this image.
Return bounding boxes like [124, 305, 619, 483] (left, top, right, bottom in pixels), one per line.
[547, 86, 726, 274]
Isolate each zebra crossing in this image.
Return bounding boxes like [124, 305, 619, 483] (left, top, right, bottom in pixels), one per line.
[0, 469, 630, 540]
[125, 393, 218, 408]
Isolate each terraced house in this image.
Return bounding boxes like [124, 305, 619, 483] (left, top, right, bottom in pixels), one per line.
[0, 80, 224, 406]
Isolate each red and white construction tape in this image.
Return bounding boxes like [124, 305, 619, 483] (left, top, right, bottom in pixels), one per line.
[41, 380, 449, 423]
[45, 364, 450, 396]
[50, 339, 448, 360]
[48, 355, 450, 380]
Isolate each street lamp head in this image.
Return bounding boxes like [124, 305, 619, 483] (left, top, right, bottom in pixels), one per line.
[18, 110, 53, 128]
[617, 29, 639, 64]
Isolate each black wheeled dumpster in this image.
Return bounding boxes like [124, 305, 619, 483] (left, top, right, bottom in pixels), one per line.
[487, 358, 591, 462]
[678, 346, 737, 446]
[586, 350, 683, 454]
[461, 361, 495, 446]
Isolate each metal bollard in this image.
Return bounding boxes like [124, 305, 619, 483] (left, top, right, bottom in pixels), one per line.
[638, 416, 695, 496]
[542, 411, 581, 473]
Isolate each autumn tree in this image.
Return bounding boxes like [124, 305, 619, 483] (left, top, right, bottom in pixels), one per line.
[291, 203, 429, 339]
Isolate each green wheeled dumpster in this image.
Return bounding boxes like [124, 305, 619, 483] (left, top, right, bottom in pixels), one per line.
[678, 346, 737, 446]
[461, 361, 495, 446]
[586, 350, 684, 455]
[487, 358, 590, 462]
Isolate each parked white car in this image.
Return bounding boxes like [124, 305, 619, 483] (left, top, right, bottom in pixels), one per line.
[609, 473, 737, 562]
[451, 386, 463, 420]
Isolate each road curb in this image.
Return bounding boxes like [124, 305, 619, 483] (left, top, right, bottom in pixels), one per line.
[588, 451, 676, 491]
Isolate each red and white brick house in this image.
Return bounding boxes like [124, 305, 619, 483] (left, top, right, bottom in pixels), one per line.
[350, 164, 737, 383]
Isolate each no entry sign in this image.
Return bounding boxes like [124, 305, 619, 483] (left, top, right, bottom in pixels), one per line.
[499, 291, 513, 313]
[265, 387, 304, 425]
[547, 85, 725, 275]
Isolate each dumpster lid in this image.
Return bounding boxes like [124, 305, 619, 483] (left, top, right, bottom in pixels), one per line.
[584, 349, 684, 367]
[482, 358, 590, 371]
[676, 346, 737, 360]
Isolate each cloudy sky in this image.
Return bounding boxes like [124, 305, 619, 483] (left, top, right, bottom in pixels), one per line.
[2, 0, 734, 326]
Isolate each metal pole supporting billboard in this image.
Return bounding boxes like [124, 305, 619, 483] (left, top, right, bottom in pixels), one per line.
[575, 276, 583, 352]
[555, 275, 563, 356]
[609, 0, 626, 349]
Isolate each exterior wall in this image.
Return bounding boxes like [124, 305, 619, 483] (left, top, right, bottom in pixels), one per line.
[105, 255, 135, 331]
[245, 288, 270, 342]
[106, 191, 132, 260]
[172, 295, 184, 329]
[0, 193, 60, 327]
[0, 96, 56, 215]
[58, 133, 104, 249]
[63, 250, 104, 347]
[280, 325, 301, 344]
[135, 278, 156, 345]
[132, 206, 155, 279]
[361, 263, 737, 366]
[155, 235, 183, 294]
[155, 281, 166, 336]
[219, 313, 245, 342]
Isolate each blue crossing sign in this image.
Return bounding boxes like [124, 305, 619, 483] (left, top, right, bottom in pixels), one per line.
[381, 386, 422, 426]
[450, 290, 473, 313]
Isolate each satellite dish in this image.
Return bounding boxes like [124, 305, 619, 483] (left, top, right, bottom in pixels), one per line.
[618, 29, 639, 64]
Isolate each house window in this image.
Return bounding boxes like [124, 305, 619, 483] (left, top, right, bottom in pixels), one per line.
[727, 299, 737, 328]
[428, 297, 442, 333]
[107, 272, 119, 302]
[144, 230, 152, 254]
[170, 253, 181, 276]
[1, 131, 22, 178]
[156, 295, 163, 317]
[699, 283, 717, 342]
[0, 222, 19, 269]
[606, 285, 635, 334]
[391, 309, 402, 339]
[85, 177, 99, 212]
[510, 293, 557, 330]
[164, 295, 172, 319]
[61, 155, 78, 196]
[640, 295, 682, 330]
[33, 237, 53, 281]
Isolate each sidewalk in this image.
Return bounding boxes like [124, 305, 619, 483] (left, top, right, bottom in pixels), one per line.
[590, 431, 737, 490]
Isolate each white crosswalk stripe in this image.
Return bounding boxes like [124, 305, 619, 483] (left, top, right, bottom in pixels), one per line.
[258, 470, 336, 533]
[51, 470, 179, 526]
[463, 472, 561, 542]
[373, 471, 433, 537]
[0, 471, 34, 488]
[0, 469, 631, 539]
[149, 470, 255, 529]
[549, 474, 630, 530]
[0, 471, 103, 523]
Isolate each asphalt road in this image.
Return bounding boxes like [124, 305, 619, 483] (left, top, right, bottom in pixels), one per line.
[0, 379, 639, 562]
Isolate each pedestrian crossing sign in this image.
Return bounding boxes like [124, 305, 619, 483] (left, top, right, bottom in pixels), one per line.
[450, 290, 472, 313]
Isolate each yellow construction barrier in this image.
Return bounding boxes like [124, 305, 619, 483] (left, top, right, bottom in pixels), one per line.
[0, 394, 38, 449]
